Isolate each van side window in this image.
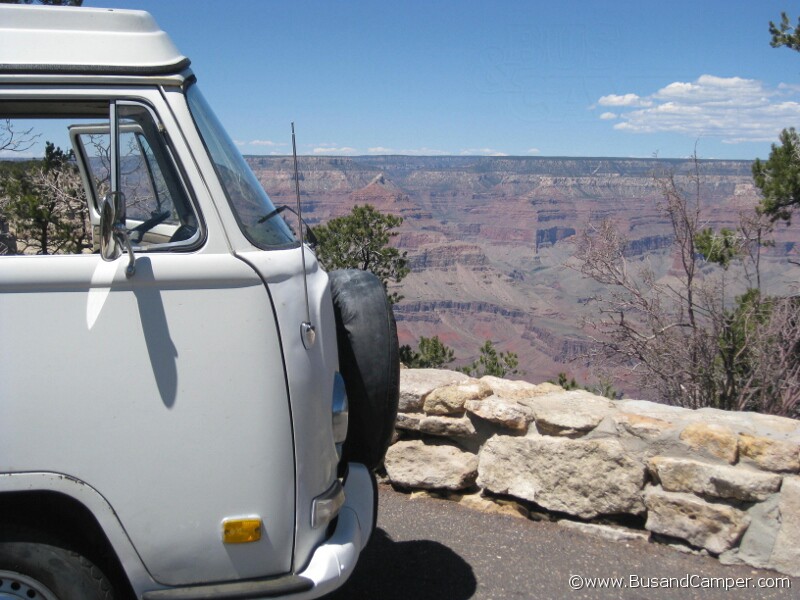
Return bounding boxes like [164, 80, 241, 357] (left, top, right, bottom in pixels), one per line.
[0, 109, 99, 255]
[0, 101, 199, 255]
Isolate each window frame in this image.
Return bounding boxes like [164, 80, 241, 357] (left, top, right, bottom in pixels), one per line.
[0, 95, 206, 256]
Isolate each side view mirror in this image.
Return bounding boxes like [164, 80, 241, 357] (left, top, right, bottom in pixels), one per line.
[100, 191, 136, 277]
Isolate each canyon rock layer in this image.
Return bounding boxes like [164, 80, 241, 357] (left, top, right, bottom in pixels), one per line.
[248, 155, 797, 398]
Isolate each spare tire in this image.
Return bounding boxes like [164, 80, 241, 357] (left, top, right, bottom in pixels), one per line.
[329, 269, 400, 471]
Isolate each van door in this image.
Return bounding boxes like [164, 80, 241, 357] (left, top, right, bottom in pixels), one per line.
[0, 95, 296, 585]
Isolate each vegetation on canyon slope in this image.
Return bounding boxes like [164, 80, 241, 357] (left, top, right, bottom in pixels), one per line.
[752, 11, 800, 227]
[0, 141, 90, 256]
[314, 204, 409, 304]
[575, 161, 799, 417]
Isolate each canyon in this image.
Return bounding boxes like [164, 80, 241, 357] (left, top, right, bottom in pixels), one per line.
[247, 155, 798, 399]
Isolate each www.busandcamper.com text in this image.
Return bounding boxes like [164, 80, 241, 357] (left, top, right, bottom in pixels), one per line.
[568, 574, 791, 591]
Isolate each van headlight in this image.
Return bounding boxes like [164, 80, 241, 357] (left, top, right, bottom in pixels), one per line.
[332, 372, 348, 460]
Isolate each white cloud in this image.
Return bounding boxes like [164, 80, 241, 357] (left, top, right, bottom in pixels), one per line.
[595, 75, 800, 143]
[312, 145, 358, 155]
[367, 146, 449, 155]
[778, 82, 800, 93]
[597, 93, 651, 107]
[527, 148, 541, 154]
[460, 148, 508, 156]
[249, 139, 285, 147]
[404, 147, 449, 155]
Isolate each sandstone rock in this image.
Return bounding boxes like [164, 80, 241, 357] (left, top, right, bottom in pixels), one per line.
[409, 490, 446, 500]
[739, 434, 800, 473]
[419, 415, 477, 438]
[465, 396, 531, 431]
[557, 520, 649, 543]
[522, 390, 616, 437]
[423, 380, 492, 415]
[720, 495, 780, 570]
[644, 487, 750, 554]
[384, 440, 478, 491]
[770, 476, 800, 576]
[614, 412, 676, 440]
[679, 422, 739, 464]
[648, 457, 782, 502]
[399, 369, 471, 412]
[480, 376, 562, 400]
[395, 412, 422, 431]
[450, 491, 529, 518]
[697, 407, 800, 436]
[615, 399, 693, 420]
[477, 436, 645, 519]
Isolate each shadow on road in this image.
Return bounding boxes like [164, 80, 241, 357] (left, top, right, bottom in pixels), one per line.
[323, 528, 477, 599]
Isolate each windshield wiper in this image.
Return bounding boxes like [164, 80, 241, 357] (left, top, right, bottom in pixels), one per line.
[258, 204, 318, 246]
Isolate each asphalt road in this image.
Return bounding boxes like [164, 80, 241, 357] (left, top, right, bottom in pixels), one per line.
[324, 484, 798, 600]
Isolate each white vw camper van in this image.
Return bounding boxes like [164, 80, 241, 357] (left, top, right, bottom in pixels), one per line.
[0, 5, 399, 600]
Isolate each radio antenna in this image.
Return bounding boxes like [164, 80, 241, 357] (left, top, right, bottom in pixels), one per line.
[292, 123, 315, 349]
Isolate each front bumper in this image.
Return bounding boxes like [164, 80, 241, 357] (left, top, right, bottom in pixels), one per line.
[293, 463, 375, 598]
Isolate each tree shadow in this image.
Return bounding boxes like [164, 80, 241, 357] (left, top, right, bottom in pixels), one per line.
[323, 529, 476, 599]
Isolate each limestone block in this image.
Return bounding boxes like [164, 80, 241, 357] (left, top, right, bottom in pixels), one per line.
[423, 380, 492, 415]
[770, 476, 800, 576]
[679, 422, 739, 464]
[522, 390, 616, 437]
[465, 396, 531, 431]
[644, 487, 750, 554]
[648, 457, 782, 502]
[557, 520, 649, 543]
[480, 376, 562, 400]
[399, 368, 471, 412]
[614, 412, 676, 440]
[719, 495, 780, 570]
[697, 407, 800, 436]
[419, 415, 477, 438]
[384, 440, 478, 491]
[395, 412, 422, 432]
[450, 491, 529, 518]
[615, 399, 693, 421]
[739, 434, 800, 473]
[477, 436, 645, 519]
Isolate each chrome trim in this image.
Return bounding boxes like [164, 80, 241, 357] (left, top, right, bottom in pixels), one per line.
[331, 372, 348, 459]
[311, 479, 344, 529]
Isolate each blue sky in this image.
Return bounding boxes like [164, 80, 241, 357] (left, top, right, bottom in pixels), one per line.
[86, 0, 800, 160]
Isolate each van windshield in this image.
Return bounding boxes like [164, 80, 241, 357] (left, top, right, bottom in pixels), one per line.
[186, 84, 296, 249]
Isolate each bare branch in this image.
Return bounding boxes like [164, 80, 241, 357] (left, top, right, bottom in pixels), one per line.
[1, 119, 40, 154]
[572, 156, 799, 417]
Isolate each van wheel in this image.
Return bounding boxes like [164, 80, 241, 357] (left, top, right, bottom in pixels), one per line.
[329, 269, 400, 471]
[0, 532, 114, 600]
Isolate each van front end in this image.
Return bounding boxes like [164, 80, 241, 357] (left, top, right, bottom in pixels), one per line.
[0, 5, 398, 600]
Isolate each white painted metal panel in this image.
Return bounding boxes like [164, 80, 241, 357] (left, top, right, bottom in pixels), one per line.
[0, 5, 187, 71]
[237, 247, 342, 573]
[0, 252, 296, 585]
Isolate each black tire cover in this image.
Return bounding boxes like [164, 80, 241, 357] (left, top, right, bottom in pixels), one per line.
[329, 269, 400, 471]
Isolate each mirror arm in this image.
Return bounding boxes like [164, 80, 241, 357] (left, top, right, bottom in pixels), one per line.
[115, 223, 136, 277]
[99, 191, 136, 277]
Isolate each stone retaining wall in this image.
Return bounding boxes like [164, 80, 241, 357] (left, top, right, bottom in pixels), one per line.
[384, 369, 800, 576]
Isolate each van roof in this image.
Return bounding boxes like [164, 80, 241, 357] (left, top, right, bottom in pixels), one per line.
[0, 4, 190, 76]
